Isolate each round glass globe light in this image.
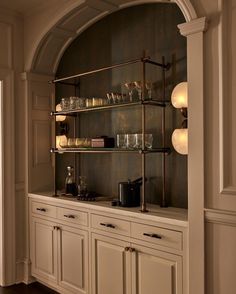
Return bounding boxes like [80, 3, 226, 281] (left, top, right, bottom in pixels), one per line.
[172, 128, 188, 155]
[171, 82, 188, 109]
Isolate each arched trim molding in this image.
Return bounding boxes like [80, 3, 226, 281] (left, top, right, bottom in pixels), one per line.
[27, 0, 198, 75]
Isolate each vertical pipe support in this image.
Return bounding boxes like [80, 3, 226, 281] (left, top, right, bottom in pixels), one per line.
[141, 56, 148, 212]
[161, 56, 167, 207]
[53, 99, 57, 196]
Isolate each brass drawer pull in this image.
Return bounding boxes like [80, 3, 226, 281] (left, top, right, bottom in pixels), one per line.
[100, 223, 115, 229]
[143, 233, 162, 239]
[64, 214, 76, 219]
[36, 208, 46, 212]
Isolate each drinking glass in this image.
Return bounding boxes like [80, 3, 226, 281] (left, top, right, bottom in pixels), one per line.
[116, 134, 126, 148]
[75, 97, 86, 109]
[126, 134, 136, 149]
[111, 93, 118, 104]
[83, 138, 91, 148]
[145, 134, 153, 149]
[60, 98, 70, 111]
[117, 93, 122, 104]
[59, 136, 68, 148]
[75, 138, 84, 148]
[124, 82, 135, 102]
[106, 93, 112, 104]
[134, 81, 142, 100]
[134, 134, 142, 149]
[69, 96, 77, 109]
[146, 82, 153, 99]
[68, 138, 76, 148]
[86, 98, 92, 108]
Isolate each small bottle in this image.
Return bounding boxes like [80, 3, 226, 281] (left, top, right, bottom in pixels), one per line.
[65, 166, 78, 196]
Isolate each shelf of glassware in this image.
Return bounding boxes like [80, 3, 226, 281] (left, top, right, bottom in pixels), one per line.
[51, 147, 171, 154]
[51, 99, 170, 117]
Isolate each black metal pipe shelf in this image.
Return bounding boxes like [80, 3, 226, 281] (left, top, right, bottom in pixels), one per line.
[51, 147, 171, 155]
[51, 100, 170, 116]
[48, 57, 170, 84]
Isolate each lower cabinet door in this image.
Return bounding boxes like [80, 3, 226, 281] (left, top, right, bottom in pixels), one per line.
[31, 217, 58, 285]
[131, 243, 183, 294]
[91, 233, 131, 294]
[57, 224, 89, 294]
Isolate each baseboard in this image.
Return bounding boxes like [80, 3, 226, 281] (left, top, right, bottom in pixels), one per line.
[16, 258, 35, 284]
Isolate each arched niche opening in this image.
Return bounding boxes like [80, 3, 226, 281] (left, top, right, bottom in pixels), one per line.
[23, 0, 207, 293]
[55, 2, 188, 208]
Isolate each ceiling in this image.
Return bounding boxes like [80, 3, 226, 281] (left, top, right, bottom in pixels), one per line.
[0, 0, 56, 15]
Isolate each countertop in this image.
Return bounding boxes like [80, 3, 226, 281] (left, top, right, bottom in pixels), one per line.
[28, 191, 188, 228]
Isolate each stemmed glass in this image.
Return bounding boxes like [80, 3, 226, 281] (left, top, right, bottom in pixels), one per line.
[146, 82, 153, 99]
[124, 82, 135, 102]
[134, 81, 142, 100]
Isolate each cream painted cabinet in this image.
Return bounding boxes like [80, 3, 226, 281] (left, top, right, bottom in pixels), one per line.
[58, 224, 88, 294]
[131, 243, 182, 294]
[30, 216, 88, 294]
[29, 196, 187, 294]
[91, 233, 131, 294]
[91, 233, 182, 294]
[31, 217, 58, 284]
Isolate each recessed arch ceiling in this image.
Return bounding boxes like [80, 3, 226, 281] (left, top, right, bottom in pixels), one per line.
[30, 0, 197, 75]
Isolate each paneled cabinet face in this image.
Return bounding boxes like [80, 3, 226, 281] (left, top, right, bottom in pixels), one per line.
[31, 218, 58, 284]
[31, 217, 88, 294]
[91, 232, 183, 294]
[131, 244, 183, 294]
[91, 233, 131, 294]
[58, 225, 88, 294]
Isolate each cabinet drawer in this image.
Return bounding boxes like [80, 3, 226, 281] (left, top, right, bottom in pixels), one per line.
[131, 222, 182, 251]
[31, 201, 57, 218]
[57, 207, 88, 226]
[91, 214, 130, 236]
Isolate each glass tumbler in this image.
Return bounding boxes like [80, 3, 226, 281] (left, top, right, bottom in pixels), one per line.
[145, 134, 153, 149]
[116, 134, 126, 149]
[68, 138, 76, 148]
[126, 134, 136, 149]
[134, 134, 142, 149]
[60, 98, 70, 111]
[69, 96, 77, 110]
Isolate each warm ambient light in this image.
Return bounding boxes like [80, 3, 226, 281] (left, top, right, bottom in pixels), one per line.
[171, 82, 188, 109]
[56, 104, 66, 122]
[171, 81, 188, 155]
[172, 128, 188, 155]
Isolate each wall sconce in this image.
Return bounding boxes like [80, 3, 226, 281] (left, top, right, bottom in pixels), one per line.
[55, 104, 68, 149]
[171, 82, 188, 155]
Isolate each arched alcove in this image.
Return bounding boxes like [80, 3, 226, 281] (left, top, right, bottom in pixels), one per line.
[22, 1, 208, 293]
[26, 0, 197, 75]
[55, 2, 188, 208]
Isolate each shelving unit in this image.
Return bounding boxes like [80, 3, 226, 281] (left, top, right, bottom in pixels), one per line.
[50, 55, 171, 212]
